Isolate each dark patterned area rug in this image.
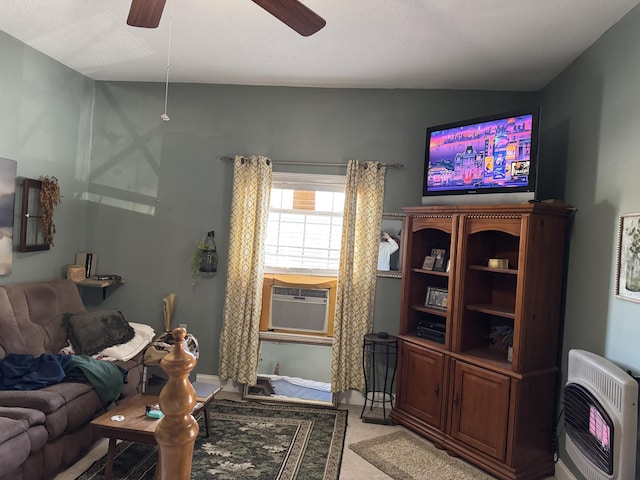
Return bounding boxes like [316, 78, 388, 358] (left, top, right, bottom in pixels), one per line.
[77, 400, 347, 480]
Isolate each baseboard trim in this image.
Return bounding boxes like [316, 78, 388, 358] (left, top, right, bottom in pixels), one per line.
[195, 380, 369, 405]
[337, 389, 365, 406]
[195, 374, 219, 384]
[196, 374, 243, 393]
[554, 459, 577, 480]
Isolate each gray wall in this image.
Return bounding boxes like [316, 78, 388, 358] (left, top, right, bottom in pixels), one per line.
[8, 10, 640, 477]
[541, 3, 640, 370]
[540, 4, 640, 477]
[87, 82, 535, 375]
[0, 31, 93, 283]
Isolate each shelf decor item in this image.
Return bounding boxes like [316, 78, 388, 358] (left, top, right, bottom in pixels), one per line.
[425, 286, 448, 310]
[40, 176, 61, 247]
[422, 255, 436, 270]
[191, 230, 218, 285]
[616, 212, 640, 302]
[430, 248, 448, 272]
[490, 324, 514, 362]
[488, 258, 509, 269]
[66, 264, 85, 282]
[490, 324, 513, 348]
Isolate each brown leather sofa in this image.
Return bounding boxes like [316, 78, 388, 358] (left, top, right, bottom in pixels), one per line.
[0, 279, 145, 480]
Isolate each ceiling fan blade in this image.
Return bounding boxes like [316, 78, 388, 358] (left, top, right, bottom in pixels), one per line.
[251, 0, 326, 37]
[127, 0, 167, 28]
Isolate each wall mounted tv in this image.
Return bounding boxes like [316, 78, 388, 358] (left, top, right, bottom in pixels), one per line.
[422, 108, 539, 206]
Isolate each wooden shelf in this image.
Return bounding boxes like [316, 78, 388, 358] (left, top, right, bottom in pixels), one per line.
[459, 346, 511, 370]
[468, 265, 518, 275]
[465, 303, 515, 319]
[399, 333, 449, 353]
[74, 277, 123, 299]
[411, 304, 447, 317]
[412, 268, 449, 277]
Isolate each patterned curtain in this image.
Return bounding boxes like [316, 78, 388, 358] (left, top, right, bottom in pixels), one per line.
[218, 155, 272, 385]
[331, 160, 386, 392]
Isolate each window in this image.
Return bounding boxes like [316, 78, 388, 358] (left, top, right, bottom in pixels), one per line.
[265, 172, 345, 274]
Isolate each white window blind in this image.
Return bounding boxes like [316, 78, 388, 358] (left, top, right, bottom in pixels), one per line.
[265, 172, 345, 274]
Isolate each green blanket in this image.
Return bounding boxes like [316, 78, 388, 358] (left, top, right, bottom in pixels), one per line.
[70, 356, 126, 403]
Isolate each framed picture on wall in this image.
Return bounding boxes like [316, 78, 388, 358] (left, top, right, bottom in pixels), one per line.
[615, 212, 640, 303]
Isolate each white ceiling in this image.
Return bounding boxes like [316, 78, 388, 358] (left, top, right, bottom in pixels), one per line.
[1, 0, 639, 91]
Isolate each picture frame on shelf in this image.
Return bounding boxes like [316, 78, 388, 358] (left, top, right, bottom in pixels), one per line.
[422, 255, 436, 270]
[615, 212, 640, 303]
[430, 248, 448, 272]
[425, 286, 448, 311]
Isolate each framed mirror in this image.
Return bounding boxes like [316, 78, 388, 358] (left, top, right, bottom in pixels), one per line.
[377, 213, 405, 278]
[243, 332, 336, 408]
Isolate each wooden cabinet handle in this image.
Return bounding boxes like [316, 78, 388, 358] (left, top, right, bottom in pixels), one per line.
[434, 384, 440, 397]
[453, 393, 460, 406]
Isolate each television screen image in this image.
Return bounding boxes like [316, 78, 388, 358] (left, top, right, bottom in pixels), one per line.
[422, 109, 539, 205]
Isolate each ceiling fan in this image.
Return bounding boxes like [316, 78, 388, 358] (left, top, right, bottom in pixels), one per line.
[127, 0, 326, 36]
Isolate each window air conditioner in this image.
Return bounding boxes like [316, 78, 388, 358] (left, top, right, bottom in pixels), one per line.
[268, 286, 329, 334]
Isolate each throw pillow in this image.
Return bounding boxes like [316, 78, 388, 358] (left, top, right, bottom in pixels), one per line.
[64, 309, 135, 356]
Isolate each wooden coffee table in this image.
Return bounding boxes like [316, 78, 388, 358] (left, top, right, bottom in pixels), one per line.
[91, 394, 160, 480]
[91, 383, 221, 480]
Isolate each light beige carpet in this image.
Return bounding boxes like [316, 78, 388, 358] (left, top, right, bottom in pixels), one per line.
[349, 431, 495, 480]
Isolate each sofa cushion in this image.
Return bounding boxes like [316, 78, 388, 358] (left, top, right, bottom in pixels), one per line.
[0, 421, 31, 473]
[0, 413, 32, 445]
[0, 382, 102, 439]
[0, 280, 87, 358]
[0, 406, 45, 427]
[0, 381, 95, 413]
[0, 407, 47, 476]
[65, 309, 135, 356]
[0, 289, 27, 359]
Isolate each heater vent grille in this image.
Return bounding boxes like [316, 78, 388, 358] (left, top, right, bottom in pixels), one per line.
[564, 349, 638, 480]
[570, 360, 625, 414]
[564, 383, 614, 475]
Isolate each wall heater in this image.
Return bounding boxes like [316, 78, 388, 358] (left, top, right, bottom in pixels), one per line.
[564, 349, 639, 480]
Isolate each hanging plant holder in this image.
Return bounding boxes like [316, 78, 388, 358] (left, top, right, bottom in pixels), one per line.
[190, 231, 218, 285]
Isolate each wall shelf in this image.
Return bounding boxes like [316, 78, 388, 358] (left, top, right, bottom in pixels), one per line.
[74, 277, 123, 299]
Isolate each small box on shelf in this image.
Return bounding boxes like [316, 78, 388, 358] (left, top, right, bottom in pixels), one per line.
[488, 258, 509, 269]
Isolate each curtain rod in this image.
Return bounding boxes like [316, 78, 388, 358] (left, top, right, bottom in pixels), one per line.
[220, 156, 404, 169]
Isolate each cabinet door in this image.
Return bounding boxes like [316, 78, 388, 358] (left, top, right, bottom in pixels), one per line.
[449, 361, 510, 460]
[397, 341, 446, 429]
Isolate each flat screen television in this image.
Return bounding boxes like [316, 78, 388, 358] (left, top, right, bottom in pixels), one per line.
[422, 108, 540, 205]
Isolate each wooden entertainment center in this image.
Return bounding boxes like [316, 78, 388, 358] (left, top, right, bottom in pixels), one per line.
[390, 203, 573, 480]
